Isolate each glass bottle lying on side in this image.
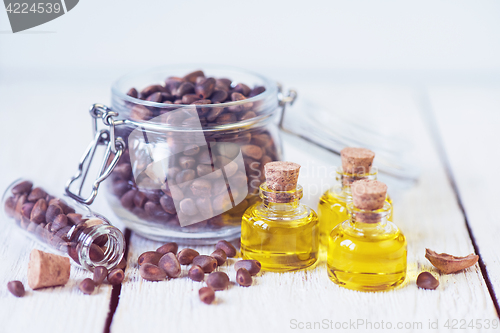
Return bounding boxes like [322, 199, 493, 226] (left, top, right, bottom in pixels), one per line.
[327, 180, 406, 292]
[318, 147, 393, 247]
[241, 161, 319, 271]
[2, 179, 125, 272]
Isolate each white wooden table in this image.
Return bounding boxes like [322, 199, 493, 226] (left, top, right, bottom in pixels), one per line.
[0, 71, 499, 333]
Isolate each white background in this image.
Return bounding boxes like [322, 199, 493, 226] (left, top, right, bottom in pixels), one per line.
[1, 0, 500, 75]
[1, 0, 499, 214]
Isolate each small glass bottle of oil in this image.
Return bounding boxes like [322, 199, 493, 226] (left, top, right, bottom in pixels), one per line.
[241, 161, 319, 272]
[327, 179, 406, 291]
[318, 147, 393, 247]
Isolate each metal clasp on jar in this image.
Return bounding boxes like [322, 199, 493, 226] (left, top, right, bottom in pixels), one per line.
[277, 83, 298, 129]
[65, 104, 125, 205]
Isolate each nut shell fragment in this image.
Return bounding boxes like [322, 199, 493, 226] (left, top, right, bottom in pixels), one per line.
[425, 248, 479, 274]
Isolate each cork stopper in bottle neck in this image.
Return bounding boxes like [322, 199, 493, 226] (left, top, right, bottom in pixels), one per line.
[263, 161, 301, 203]
[340, 147, 375, 175]
[351, 179, 388, 223]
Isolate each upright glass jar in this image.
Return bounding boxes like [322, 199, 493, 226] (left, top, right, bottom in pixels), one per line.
[69, 66, 295, 244]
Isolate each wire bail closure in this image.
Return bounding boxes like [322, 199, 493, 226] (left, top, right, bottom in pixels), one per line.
[277, 83, 298, 129]
[65, 104, 125, 205]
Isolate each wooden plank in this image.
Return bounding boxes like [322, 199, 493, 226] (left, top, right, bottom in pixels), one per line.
[112, 85, 497, 333]
[0, 225, 114, 333]
[0, 79, 117, 333]
[428, 86, 500, 307]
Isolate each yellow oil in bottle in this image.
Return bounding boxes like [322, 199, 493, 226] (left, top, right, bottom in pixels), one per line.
[319, 190, 394, 246]
[241, 183, 319, 272]
[318, 189, 350, 247]
[327, 203, 406, 292]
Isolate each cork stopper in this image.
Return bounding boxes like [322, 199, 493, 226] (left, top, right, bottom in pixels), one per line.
[27, 249, 71, 290]
[341, 147, 375, 174]
[351, 179, 387, 210]
[264, 161, 300, 191]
